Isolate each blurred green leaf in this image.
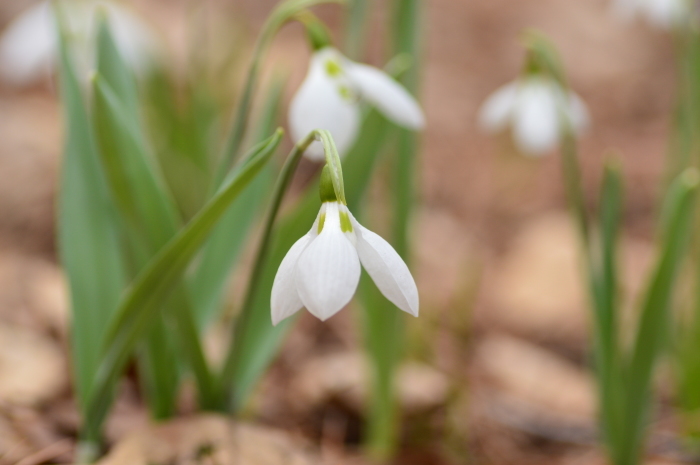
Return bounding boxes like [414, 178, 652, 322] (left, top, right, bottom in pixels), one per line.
[190, 76, 285, 330]
[595, 161, 624, 455]
[616, 169, 698, 465]
[80, 130, 283, 444]
[55, 9, 127, 416]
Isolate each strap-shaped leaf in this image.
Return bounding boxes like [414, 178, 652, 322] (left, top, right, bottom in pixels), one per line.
[190, 76, 285, 330]
[617, 169, 698, 465]
[55, 7, 127, 414]
[81, 130, 283, 442]
[93, 17, 213, 418]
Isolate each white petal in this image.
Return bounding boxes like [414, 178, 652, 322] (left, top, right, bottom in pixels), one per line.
[0, 1, 56, 86]
[289, 49, 361, 160]
[478, 81, 517, 132]
[349, 213, 419, 317]
[512, 79, 559, 156]
[271, 234, 312, 326]
[295, 203, 361, 321]
[270, 207, 323, 325]
[345, 61, 425, 129]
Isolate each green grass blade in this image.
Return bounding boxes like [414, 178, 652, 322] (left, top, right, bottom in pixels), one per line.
[190, 76, 285, 329]
[344, 0, 369, 59]
[55, 9, 127, 414]
[361, 0, 422, 457]
[222, 111, 392, 411]
[79, 130, 283, 445]
[595, 161, 624, 458]
[617, 169, 699, 465]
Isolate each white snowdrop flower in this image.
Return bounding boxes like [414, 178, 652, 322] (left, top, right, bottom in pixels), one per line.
[270, 181, 419, 325]
[289, 46, 425, 161]
[478, 76, 589, 156]
[0, 0, 158, 86]
[612, 0, 691, 29]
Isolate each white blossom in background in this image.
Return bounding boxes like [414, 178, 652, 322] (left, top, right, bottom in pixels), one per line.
[478, 76, 589, 156]
[612, 0, 691, 29]
[0, 0, 159, 86]
[271, 201, 419, 325]
[289, 47, 425, 160]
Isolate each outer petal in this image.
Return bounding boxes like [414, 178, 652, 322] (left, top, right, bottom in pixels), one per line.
[478, 81, 517, 132]
[349, 213, 419, 317]
[0, 1, 56, 86]
[345, 61, 425, 129]
[271, 234, 312, 326]
[270, 207, 322, 325]
[296, 203, 361, 321]
[512, 79, 559, 156]
[289, 49, 361, 160]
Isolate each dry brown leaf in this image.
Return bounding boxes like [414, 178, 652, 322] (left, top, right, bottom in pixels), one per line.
[291, 351, 449, 415]
[97, 414, 319, 465]
[475, 333, 596, 423]
[0, 324, 66, 405]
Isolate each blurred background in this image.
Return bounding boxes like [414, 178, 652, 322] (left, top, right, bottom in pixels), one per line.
[0, 0, 680, 464]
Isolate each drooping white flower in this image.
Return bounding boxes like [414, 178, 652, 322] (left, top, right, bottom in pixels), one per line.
[478, 76, 589, 156]
[271, 200, 419, 325]
[289, 47, 425, 160]
[0, 0, 158, 86]
[612, 0, 691, 29]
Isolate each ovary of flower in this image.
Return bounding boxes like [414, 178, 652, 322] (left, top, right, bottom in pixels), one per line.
[0, 0, 158, 86]
[612, 0, 690, 29]
[478, 76, 589, 156]
[271, 201, 419, 325]
[289, 47, 425, 160]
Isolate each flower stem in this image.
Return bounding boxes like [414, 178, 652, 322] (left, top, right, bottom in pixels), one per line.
[218, 131, 317, 407]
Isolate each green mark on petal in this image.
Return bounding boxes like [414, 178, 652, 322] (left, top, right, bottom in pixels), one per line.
[340, 211, 353, 233]
[338, 85, 353, 101]
[325, 59, 343, 77]
[318, 213, 326, 233]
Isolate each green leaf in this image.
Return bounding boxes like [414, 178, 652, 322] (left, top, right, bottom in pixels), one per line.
[55, 8, 127, 414]
[595, 160, 624, 456]
[80, 130, 283, 444]
[617, 168, 698, 465]
[190, 76, 285, 329]
[94, 19, 184, 419]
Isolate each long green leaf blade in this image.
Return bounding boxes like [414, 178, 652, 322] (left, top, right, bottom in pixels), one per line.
[81, 130, 283, 443]
[618, 168, 698, 465]
[55, 8, 127, 414]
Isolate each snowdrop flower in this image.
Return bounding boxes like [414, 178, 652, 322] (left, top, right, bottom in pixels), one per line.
[289, 46, 425, 160]
[0, 0, 158, 86]
[612, 0, 691, 29]
[478, 75, 589, 156]
[271, 168, 419, 325]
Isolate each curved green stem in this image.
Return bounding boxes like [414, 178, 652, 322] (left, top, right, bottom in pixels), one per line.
[218, 131, 317, 404]
[213, 0, 346, 189]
